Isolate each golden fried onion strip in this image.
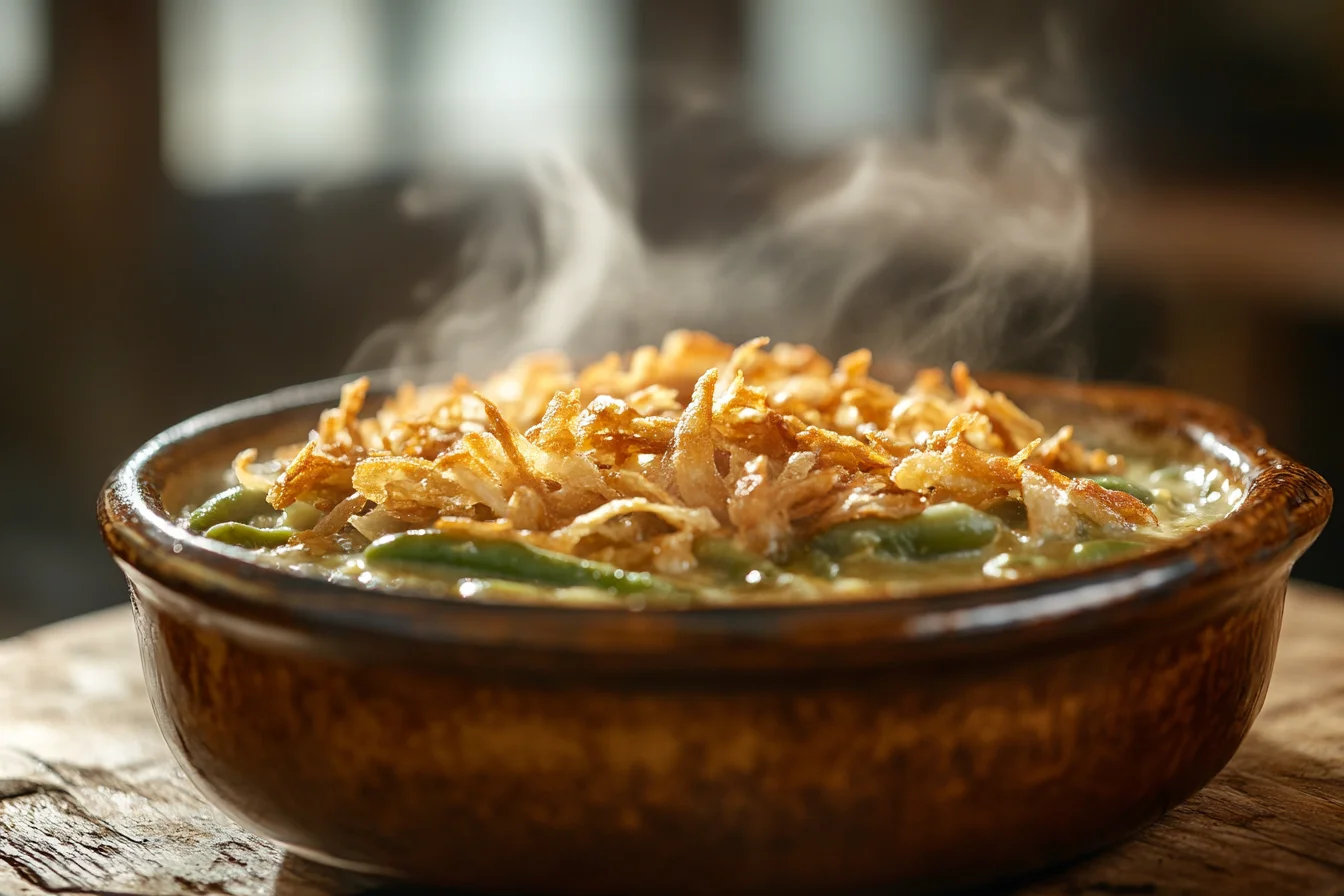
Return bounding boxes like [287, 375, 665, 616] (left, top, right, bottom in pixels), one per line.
[258, 332, 1154, 568]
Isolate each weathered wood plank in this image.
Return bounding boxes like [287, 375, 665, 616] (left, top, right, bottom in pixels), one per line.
[0, 585, 1341, 896]
[0, 606, 376, 896]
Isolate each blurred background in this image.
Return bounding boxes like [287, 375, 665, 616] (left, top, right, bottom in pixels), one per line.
[2, 0, 1342, 636]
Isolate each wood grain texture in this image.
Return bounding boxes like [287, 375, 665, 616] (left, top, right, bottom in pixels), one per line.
[0, 584, 1341, 896]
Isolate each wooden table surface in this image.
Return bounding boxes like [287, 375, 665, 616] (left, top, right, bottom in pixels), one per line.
[2, 584, 1342, 896]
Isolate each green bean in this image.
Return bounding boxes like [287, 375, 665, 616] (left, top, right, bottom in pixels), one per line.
[692, 536, 780, 584]
[364, 532, 684, 598]
[986, 497, 1029, 529]
[188, 486, 274, 531]
[1070, 539, 1146, 564]
[1085, 475, 1155, 505]
[280, 501, 323, 531]
[787, 547, 840, 580]
[811, 503, 1001, 561]
[204, 522, 297, 548]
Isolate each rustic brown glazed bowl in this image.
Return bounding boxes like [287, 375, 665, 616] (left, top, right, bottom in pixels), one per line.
[98, 372, 1331, 895]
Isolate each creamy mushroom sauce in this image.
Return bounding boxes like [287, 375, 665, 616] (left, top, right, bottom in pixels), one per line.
[180, 457, 1240, 608]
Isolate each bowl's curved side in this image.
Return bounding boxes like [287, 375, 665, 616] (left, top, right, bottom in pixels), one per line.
[125, 552, 1289, 894]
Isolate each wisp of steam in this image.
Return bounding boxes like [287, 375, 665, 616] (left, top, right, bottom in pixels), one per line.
[350, 70, 1090, 382]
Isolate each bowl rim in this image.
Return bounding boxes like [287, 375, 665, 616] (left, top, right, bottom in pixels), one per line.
[98, 369, 1332, 660]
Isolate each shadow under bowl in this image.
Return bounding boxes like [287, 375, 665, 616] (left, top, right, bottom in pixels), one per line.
[98, 372, 1331, 895]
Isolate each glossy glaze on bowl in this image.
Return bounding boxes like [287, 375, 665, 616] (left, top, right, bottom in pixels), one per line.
[98, 373, 1331, 894]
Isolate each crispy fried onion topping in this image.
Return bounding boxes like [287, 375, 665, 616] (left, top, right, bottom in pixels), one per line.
[260, 331, 1154, 560]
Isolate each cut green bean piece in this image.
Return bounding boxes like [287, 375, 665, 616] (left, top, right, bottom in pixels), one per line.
[1070, 539, 1146, 564]
[811, 503, 1001, 561]
[188, 486, 273, 531]
[986, 497, 1029, 529]
[280, 501, 323, 531]
[787, 547, 840, 580]
[365, 532, 684, 598]
[204, 522, 297, 549]
[692, 536, 780, 584]
[1085, 475, 1156, 505]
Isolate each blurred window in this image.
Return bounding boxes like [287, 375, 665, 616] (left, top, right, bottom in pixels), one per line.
[412, 0, 629, 175]
[748, 0, 928, 151]
[161, 0, 629, 192]
[0, 0, 46, 120]
[161, 0, 390, 192]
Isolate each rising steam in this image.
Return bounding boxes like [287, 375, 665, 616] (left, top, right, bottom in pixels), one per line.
[350, 70, 1091, 381]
